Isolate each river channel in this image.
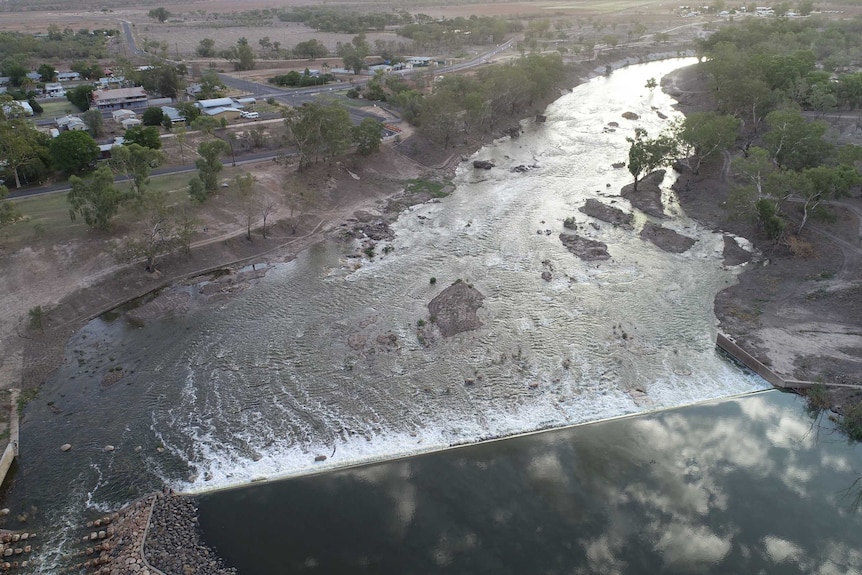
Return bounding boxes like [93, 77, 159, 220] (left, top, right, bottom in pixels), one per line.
[4, 59, 776, 569]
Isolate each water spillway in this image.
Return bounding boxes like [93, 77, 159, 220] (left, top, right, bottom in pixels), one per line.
[8, 59, 768, 570]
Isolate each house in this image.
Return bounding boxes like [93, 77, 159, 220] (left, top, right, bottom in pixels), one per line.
[111, 109, 137, 122]
[185, 83, 202, 98]
[121, 118, 142, 129]
[26, 71, 41, 82]
[56, 115, 87, 131]
[235, 97, 257, 106]
[407, 57, 432, 68]
[96, 76, 125, 89]
[57, 71, 81, 82]
[2, 101, 33, 117]
[44, 83, 65, 97]
[16, 101, 34, 116]
[194, 97, 237, 111]
[91, 86, 148, 112]
[202, 107, 242, 121]
[755, 6, 774, 15]
[97, 137, 125, 160]
[161, 106, 186, 124]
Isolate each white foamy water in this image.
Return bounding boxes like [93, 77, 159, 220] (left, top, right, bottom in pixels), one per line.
[149, 58, 766, 493]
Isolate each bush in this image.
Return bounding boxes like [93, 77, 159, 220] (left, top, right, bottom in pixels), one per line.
[142, 107, 165, 126]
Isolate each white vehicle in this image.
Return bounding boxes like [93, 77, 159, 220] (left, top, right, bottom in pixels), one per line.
[241, 110, 259, 119]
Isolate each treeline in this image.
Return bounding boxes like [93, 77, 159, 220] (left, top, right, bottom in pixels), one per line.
[398, 15, 519, 48]
[0, 27, 117, 62]
[384, 53, 566, 148]
[277, 7, 414, 33]
[698, 18, 862, 124]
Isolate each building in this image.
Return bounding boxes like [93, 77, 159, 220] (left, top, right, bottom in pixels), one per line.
[57, 71, 81, 82]
[121, 118, 142, 130]
[91, 86, 148, 112]
[56, 115, 87, 131]
[2, 101, 33, 117]
[44, 83, 65, 97]
[194, 97, 244, 120]
[407, 57, 432, 67]
[111, 109, 137, 122]
[161, 106, 186, 124]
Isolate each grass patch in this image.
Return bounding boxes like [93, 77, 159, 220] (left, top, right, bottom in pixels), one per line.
[37, 100, 80, 118]
[839, 401, 862, 442]
[405, 178, 452, 198]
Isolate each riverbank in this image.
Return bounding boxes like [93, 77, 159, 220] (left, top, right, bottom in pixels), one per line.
[665, 64, 862, 418]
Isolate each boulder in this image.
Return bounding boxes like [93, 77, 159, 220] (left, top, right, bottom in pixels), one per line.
[559, 233, 611, 261]
[473, 160, 495, 170]
[578, 198, 633, 230]
[60, 444, 72, 452]
[536, 114, 547, 123]
[621, 111, 640, 120]
[427, 281, 486, 337]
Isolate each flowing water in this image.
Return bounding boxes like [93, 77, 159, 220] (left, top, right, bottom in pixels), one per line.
[4, 59, 771, 569]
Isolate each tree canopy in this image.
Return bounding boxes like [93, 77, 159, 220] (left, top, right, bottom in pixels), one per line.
[49, 130, 99, 174]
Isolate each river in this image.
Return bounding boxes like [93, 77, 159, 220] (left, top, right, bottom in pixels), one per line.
[4, 58, 779, 570]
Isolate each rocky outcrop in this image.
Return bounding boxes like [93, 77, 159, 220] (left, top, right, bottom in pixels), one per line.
[621, 170, 666, 218]
[473, 160, 495, 170]
[578, 199, 633, 230]
[427, 281, 485, 337]
[559, 234, 610, 261]
[639, 222, 695, 253]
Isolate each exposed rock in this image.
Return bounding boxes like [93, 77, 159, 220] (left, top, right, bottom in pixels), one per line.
[578, 198, 633, 230]
[639, 222, 696, 253]
[511, 164, 538, 173]
[505, 126, 521, 138]
[347, 334, 366, 350]
[559, 234, 611, 261]
[103, 445, 115, 452]
[656, 110, 668, 119]
[541, 271, 552, 282]
[722, 235, 752, 266]
[607, 121, 620, 127]
[621, 111, 640, 120]
[620, 170, 666, 218]
[473, 160, 495, 170]
[101, 369, 125, 388]
[427, 281, 486, 337]
[612, 161, 626, 169]
[536, 114, 547, 123]
[60, 444, 72, 452]
[314, 455, 327, 462]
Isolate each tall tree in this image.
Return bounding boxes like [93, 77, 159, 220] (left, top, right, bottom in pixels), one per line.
[148, 7, 171, 22]
[124, 126, 162, 150]
[234, 172, 257, 240]
[352, 118, 383, 156]
[626, 127, 679, 191]
[67, 165, 122, 231]
[83, 109, 105, 138]
[193, 139, 229, 197]
[0, 185, 21, 230]
[49, 130, 99, 174]
[678, 112, 740, 174]
[284, 102, 352, 169]
[0, 99, 50, 188]
[763, 109, 831, 171]
[109, 143, 163, 203]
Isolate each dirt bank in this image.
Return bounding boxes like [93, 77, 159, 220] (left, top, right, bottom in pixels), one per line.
[664, 64, 862, 416]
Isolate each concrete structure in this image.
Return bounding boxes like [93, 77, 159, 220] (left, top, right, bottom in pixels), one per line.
[0, 390, 20, 490]
[92, 86, 148, 112]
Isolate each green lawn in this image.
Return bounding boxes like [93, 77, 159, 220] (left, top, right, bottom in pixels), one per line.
[38, 100, 80, 118]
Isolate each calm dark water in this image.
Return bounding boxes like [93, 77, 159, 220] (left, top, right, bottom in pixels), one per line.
[196, 391, 862, 575]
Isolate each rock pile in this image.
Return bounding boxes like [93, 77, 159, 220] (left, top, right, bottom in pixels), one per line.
[144, 494, 236, 575]
[67, 496, 152, 574]
[0, 530, 37, 570]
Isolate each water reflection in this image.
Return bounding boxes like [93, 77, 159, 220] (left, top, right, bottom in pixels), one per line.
[197, 391, 862, 575]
